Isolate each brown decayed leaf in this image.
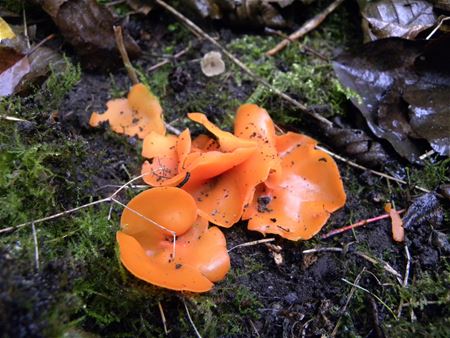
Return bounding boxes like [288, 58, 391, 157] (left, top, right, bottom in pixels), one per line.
[35, 0, 140, 69]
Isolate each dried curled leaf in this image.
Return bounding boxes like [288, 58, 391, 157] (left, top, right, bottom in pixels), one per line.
[360, 0, 436, 41]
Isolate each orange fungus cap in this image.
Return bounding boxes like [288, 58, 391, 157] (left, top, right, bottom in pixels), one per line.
[245, 132, 346, 240]
[89, 83, 166, 139]
[117, 187, 230, 292]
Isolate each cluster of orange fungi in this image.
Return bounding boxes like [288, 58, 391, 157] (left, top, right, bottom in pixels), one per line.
[90, 83, 346, 292]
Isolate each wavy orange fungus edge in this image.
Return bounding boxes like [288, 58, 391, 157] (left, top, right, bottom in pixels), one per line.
[117, 187, 231, 292]
[140, 103, 346, 238]
[89, 83, 166, 139]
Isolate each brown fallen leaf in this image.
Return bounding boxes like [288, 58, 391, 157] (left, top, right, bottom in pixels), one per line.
[385, 202, 404, 242]
[0, 47, 30, 97]
[34, 0, 141, 69]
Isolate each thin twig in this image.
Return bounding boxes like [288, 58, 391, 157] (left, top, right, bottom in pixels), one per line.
[264, 28, 328, 61]
[0, 115, 28, 122]
[403, 244, 411, 288]
[266, 0, 345, 56]
[355, 251, 403, 284]
[183, 298, 202, 338]
[249, 319, 261, 338]
[1, 174, 178, 259]
[147, 44, 191, 72]
[302, 247, 342, 254]
[113, 25, 139, 85]
[341, 278, 398, 320]
[303, 247, 402, 281]
[165, 123, 181, 136]
[113, 24, 183, 136]
[158, 301, 169, 335]
[331, 268, 365, 336]
[111, 197, 176, 259]
[228, 238, 275, 252]
[22, 6, 30, 49]
[31, 222, 40, 270]
[321, 209, 405, 239]
[0, 198, 110, 234]
[25, 34, 55, 57]
[426, 16, 450, 40]
[155, 0, 333, 127]
[316, 145, 431, 193]
[419, 149, 435, 160]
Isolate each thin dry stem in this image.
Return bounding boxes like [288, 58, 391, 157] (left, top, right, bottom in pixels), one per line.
[113, 25, 139, 85]
[331, 268, 365, 336]
[403, 244, 411, 287]
[426, 16, 450, 40]
[321, 209, 405, 239]
[155, 0, 333, 127]
[148, 44, 191, 72]
[303, 247, 402, 281]
[316, 145, 431, 193]
[341, 278, 398, 320]
[22, 6, 30, 48]
[0, 115, 28, 122]
[158, 301, 169, 335]
[0, 198, 110, 234]
[2, 174, 178, 260]
[267, 0, 345, 56]
[228, 238, 275, 252]
[31, 222, 40, 270]
[183, 298, 202, 338]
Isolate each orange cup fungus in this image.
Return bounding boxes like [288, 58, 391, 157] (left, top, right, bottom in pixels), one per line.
[89, 83, 165, 139]
[117, 187, 230, 292]
[141, 103, 346, 239]
[90, 87, 347, 292]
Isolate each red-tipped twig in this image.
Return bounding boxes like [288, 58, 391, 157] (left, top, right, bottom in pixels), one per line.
[321, 209, 405, 239]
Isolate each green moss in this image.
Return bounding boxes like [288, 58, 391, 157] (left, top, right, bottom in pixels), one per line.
[227, 4, 361, 124]
[0, 131, 57, 225]
[408, 158, 450, 190]
[385, 268, 450, 337]
[136, 65, 171, 99]
[183, 271, 263, 337]
[42, 58, 82, 111]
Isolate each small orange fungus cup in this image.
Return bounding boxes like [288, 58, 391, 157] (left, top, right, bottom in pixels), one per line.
[117, 187, 231, 292]
[90, 83, 165, 139]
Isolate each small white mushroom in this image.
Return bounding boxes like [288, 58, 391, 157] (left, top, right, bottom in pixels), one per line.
[200, 51, 225, 77]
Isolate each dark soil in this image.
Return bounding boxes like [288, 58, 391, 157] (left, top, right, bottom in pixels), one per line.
[1, 1, 449, 338]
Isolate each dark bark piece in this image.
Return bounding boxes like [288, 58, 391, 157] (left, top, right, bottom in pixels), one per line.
[317, 118, 392, 167]
[186, 0, 289, 28]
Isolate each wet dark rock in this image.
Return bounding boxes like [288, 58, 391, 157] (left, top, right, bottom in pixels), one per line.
[432, 230, 450, 254]
[403, 193, 443, 230]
